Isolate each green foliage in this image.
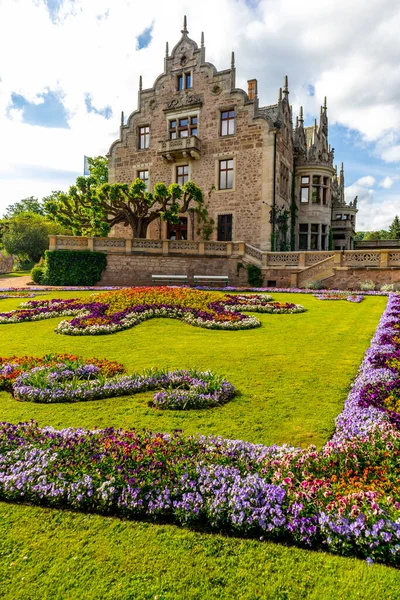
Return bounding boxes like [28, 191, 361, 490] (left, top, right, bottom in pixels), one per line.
[45, 175, 211, 239]
[41, 250, 107, 286]
[247, 264, 264, 287]
[389, 215, 400, 239]
[87, 155, 108, 185]
[3, 196, 44, 219]
[354, 231, 365, 241]
[2, 214, 65, 263]
[30, 260, 45, 284]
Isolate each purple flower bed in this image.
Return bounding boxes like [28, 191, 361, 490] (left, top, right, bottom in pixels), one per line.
[10, 364, 235, 409]
[0, 295, 399, 565]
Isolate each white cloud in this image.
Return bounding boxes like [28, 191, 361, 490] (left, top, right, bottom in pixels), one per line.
[380, 176, 398, 189]
[356, 176, 376, 188]
[0, 0, 399, 222]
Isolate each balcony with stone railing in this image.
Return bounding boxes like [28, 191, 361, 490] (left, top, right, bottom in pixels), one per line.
[158, 136, 201, 161]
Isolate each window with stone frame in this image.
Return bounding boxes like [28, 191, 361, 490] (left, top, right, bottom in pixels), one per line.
[280, 163, 290, 198]
[299, 223, 308, 250]
[169, 116, 198, 139]
[321, 224, 328, 250]
[311, 175, 322, 204]
[138, 126, 150, 150]
[310, 223, 319, 249]
[220, 109, 235, 136]
[176, 165, 189, 186]
[137, 170, 149, 190]
[177, 72, 192, 91]
[322, 177, 330, 205]
[217, 214, 233, 241]
[300, 176, 309, 203]
[219, 159, 234, 190]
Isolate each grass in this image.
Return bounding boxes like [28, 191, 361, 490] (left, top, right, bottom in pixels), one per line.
[0, 290, 398, 598]
[0, 270, 31, 279]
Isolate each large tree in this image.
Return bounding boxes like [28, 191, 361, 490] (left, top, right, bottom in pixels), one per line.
[2, 214, 66, 263]
[4, 196, 44, 218]
[45, 176, 212, 239]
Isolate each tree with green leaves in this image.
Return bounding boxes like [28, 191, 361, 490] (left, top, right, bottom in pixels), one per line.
[389, 215, 400, 239]
[2, 214, 66, 264]
[44, 176, 213, 239]
[86, 155, 108, 185]
[4, 196, 44, 218]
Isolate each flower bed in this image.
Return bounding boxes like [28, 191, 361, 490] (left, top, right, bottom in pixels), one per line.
[0, 295, 399, 565]
[0, 292, 49, 299]
[314, 293, 364, 303]
[6, 362, 234, 409]
[0, 288, 305, 335]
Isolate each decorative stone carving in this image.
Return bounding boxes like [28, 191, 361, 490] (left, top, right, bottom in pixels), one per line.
[205, 242, 228, 253]
[305, 253, 335, 265]
[342, 252, 380, 266]
[165, 94, 202, 111]
[244, 244, 263, 262]
[267, 253, 300, 265]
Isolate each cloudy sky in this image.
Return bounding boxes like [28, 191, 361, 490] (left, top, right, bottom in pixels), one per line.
[0, 0, 399, 230]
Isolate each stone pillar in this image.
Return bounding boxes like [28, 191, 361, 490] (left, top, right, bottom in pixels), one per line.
[87, 237, 94, 251]
[125, 239, 132, 254]
[238, 242, 245, 256]
[334, 252, 342, 267]
[226, 242, 232, 256]
[49, 235, 57, 251]
[198, 242, 205, 255]
[162, 240, 169, 255]
[380, 251, 389, 268]
[299, 252, 306, 267]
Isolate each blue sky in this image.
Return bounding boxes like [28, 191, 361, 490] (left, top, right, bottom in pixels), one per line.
[0, 0, 399, 229]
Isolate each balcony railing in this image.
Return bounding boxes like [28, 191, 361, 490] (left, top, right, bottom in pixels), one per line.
[158, 136, 201, 161]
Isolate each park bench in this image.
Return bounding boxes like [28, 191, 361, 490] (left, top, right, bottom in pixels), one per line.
[151, 274, 188, 286]
[193, 275, 229, 287]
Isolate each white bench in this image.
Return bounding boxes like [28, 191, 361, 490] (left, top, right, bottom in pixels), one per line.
[193, 275, 229, 287]
[152, 274, 188, 286]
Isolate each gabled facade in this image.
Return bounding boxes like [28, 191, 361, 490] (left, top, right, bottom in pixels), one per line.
[108, 17, 357, 251]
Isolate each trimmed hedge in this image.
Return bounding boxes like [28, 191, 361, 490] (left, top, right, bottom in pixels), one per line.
[247, 264, 264, 287]
[37, 250, 107, 286]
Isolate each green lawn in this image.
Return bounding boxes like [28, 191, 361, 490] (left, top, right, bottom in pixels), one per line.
[0, 291, 398, 599]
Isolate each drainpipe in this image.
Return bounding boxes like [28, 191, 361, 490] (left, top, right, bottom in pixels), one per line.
[271, 130, 277, 252]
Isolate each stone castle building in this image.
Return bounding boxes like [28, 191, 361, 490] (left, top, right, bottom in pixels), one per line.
[108, 17, 357, 251]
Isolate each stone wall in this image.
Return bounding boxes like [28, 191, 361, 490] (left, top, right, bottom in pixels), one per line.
[100, 253, 249, 287]
[0, 253, 13, 275]
[326, 268, 400, 290]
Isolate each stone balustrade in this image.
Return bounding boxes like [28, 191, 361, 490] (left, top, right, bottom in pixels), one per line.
[48, 236, 400, 269]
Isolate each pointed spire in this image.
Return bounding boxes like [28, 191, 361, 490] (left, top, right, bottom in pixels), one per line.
[283, 75, 289, 98]
[120, 111, 124, 127]
[314, 118, 318, 131]
[335, 164, 338, 174]
[278, 87, 282, 103]
[299, 106, 304, 124]
[341, 162, 344, 174]
[231, 51, 235, 69]
[139, 75, 142, 91]
[165, 41, 169, 57]
[201, 31, 204, 48]
[296, 116, 299, 127]
[324, 96, 327, 110]
[182, 15, 188, 34]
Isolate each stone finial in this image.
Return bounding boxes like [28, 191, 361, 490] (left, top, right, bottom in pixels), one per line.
[314, 118, 318, 132]
[278, 87, 282, 103]
[201, 31, 205, 48]
[231, 51, 235, 69]
[341, 162, 344, 174]
[283, 75, 289, 98]
[139, 75, 143, 91]
[120, 111, 124, 127]
[165, 41, 169, 57]
[182, 15, 188, 34]
[324, 96, 327, 110]
[299, 106, 304, 123]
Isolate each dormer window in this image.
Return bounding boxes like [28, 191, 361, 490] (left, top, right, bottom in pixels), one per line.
[177, 72, 192, 91]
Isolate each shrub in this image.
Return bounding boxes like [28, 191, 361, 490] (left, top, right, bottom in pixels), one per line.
[30, 262, 45, 284]
[360, 279, 375, 291]
[247, 264, 264, 287]
[41, 250, 107, 286]
[303, 280, 325, 290]
[381, 283, 400, 292]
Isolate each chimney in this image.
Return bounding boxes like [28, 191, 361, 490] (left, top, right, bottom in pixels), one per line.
[247, 79, 258, 101]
